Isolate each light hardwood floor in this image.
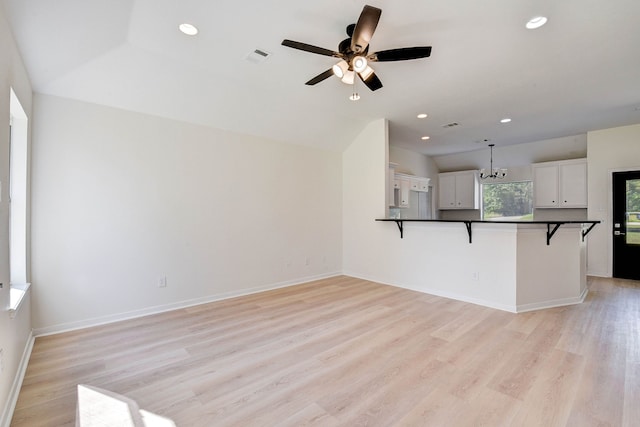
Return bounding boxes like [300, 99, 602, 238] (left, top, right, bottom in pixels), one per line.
[11, 275, 640, 426]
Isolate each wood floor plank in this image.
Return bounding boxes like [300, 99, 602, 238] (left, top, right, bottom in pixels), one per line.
[10, 275, 640, 427]
[510, 349, 585, 426]
[443, 328, 527, 401]
[279, 403, 339, 427]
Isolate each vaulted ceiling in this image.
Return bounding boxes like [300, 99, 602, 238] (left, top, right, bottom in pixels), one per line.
[3, 0, 640, 155]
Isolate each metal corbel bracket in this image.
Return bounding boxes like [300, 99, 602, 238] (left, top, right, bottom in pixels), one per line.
[581, 222, 597, 241]
[394, 220, 404, 239]
[546, 223, 562, 245]
[464, 221, 472, 244]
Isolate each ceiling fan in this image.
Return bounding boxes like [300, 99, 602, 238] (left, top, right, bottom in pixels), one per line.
[281, 5, 432, 92]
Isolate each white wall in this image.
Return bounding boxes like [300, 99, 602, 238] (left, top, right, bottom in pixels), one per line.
[342, 119, 389, 274]
[0, 3, 33, 425]
[30, 94, 343, 333]
[389, 145, 438, 178]
[587, 123, 640, 277]
[433, 134, 587, 172]
[516, 227, 586, 308]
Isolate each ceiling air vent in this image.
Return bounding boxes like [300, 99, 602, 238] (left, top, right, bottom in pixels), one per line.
[245, 49, 271, 64]
[442, 122, 459, 128]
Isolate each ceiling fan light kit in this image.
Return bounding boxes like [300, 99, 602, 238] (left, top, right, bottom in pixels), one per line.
[353, 56, 368, 73]
[332, 60, 348, 79]
[342, 70, 356, 85]
[281, 5, 432, 95]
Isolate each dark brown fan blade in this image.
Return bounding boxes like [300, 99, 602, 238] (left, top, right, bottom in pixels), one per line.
[359, 71, 383, 91]
[305, 69, 335, 85]
[281, 39, 341, 58]
[368, 46, 432, 62]
[350, 5, 382, 53]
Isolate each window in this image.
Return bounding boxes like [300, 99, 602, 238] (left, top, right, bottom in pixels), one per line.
[482, 181, 533, 221]
[9, 88, 29, 313]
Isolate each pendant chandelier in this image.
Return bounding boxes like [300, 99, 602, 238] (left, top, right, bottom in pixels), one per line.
[479, 144, 507, 179]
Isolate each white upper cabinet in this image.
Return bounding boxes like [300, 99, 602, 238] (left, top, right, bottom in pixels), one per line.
[398, 178, 411, 208]
[438, 174, 456, 208]
[390, 170, 431, 209]
[388, 163, 397, 207]
[559, 162, 588, 207]
[533, 164, 560, 207]
[438, 170, 479, 210]
[533, 159, 587, 208]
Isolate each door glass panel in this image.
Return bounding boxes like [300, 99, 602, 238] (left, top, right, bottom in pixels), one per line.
[626, 179, 640, 245]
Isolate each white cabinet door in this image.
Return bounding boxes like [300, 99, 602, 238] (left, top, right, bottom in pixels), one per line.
[559, 162, 587, 207]
[455, 172, 478, 209]
[392, 173, 430, 208]
[438, 174, 457, 208]
[534, 164, 559, 207]
[398, 179, 411, 208]
[388, 166, 397, 207]
[533, 159, 587, 208]
[438, 171, 478, 209]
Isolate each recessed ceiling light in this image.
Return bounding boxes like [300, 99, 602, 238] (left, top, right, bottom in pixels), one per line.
[500, 118, 512, 123]
[526, 16, 548, 30]
[179, 23, 199, 36]
[417, 113, 428, 119]
[421, 136, 430, 141]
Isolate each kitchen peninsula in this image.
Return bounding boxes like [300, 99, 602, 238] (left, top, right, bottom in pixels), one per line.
[375, 218, 600, 313]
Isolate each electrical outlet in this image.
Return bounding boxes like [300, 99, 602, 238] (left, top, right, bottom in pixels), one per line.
[472, 272, 480, 281]
[158, 276, 167, 288]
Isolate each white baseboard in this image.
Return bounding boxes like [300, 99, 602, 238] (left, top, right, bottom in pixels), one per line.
[515, 287, 589, 313]
[0, 331, 35, 427]
[33, 272, 341, 337]
[343, 271, 589, 314]
[342, 271, 518, 313]
[586, 272, 612, 278]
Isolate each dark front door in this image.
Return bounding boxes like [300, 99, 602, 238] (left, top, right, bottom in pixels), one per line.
[612, 171, 640, 280]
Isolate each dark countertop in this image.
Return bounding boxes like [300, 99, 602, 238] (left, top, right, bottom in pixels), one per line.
[376, 218, 600, 225]
[376, 218, 600, 243]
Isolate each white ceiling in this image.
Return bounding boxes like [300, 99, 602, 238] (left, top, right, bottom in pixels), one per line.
[3, 0, 640, 156]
